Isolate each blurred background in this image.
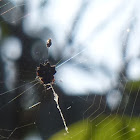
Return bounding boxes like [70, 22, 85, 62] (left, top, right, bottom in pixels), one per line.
[0, 0, 140, 140]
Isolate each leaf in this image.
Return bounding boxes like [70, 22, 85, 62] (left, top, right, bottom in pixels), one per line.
[49, 115, 140, 140]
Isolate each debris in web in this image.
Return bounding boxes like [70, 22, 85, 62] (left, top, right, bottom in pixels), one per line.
[29, 102, 41, 109]
[50, 84, 69, 133]
[46, 38, 52, 48]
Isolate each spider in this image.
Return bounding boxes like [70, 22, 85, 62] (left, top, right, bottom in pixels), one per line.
[36, 61, 56, 86]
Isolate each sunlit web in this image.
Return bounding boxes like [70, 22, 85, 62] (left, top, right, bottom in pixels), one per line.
[0, 0, 140, 140]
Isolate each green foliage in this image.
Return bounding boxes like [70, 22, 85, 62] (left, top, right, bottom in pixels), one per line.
[126, 81, 140, 93]
[49, 115, 140, 140]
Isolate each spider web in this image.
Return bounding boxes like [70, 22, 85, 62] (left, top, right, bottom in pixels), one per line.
[0, 0, 140, 140]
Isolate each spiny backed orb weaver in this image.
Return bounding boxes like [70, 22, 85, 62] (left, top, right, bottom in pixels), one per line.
[36, 61, 56, 85]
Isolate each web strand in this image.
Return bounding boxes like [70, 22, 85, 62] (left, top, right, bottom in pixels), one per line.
[0, 81, 39, 110]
